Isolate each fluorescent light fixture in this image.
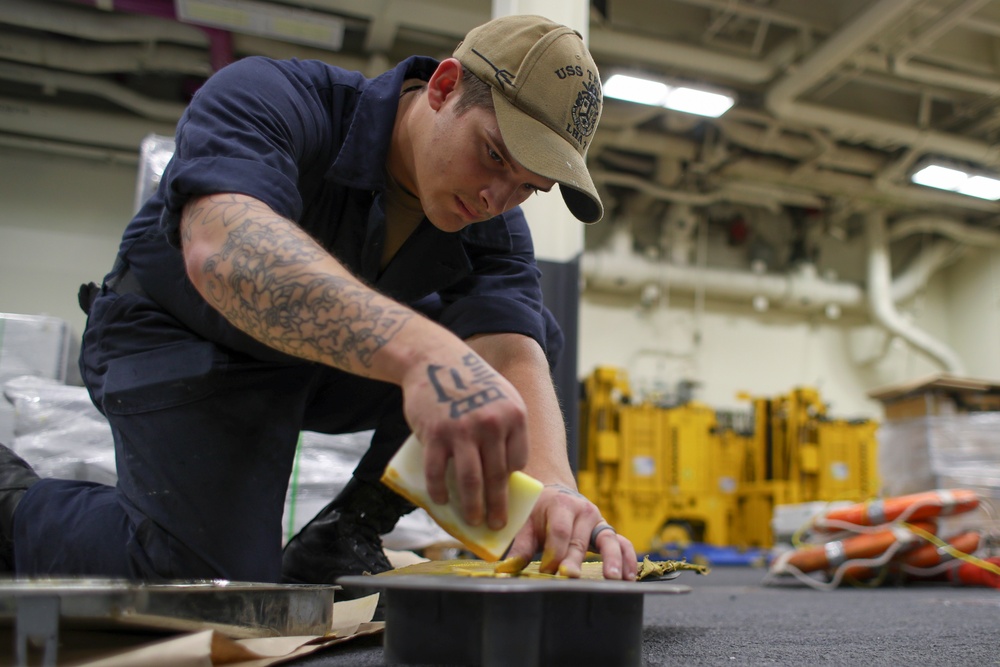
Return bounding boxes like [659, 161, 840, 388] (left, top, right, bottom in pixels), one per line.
[604, 73, 735, 117]
[175, 0, 344, 51]
[911, 163, 1000, 201]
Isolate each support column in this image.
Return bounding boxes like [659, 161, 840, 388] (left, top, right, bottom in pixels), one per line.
[492, 0, 591, 472]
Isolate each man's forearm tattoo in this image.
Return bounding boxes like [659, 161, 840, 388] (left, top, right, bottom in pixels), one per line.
[190, 196, 412, 369]
[428, 353, 507, 418]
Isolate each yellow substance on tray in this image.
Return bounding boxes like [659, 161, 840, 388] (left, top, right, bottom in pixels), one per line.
[377, 556, 709, 580]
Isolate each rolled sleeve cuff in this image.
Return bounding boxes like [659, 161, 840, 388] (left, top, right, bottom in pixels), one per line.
[161, 156, 303, 247]
[439, 296, 547, 351]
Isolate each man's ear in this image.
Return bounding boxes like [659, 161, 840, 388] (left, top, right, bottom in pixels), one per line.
[426, 58, 462, 111]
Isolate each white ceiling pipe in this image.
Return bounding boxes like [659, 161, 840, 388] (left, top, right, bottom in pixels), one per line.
[0, 62, 187, 121]
[584, 225, 963, 313]
[717, 118, 886, 175]
[892, 59, 1000, 97]
[286, 0, 781, 83]
[588, 27, 775, 84]
[893, 0, 992, 62]
[0, 96, 176, 151]
[723, 157, 1000, 214]
[0, 29, 211, 76]
[0, 0, 207, 47]
[889, 216, 1000, 246]
[593, 168, 821, 212]
[583, 228, 865, 311]
[669, 0, 822, 32]
[766, 0, 1000, 169]
[890, 239, 963, 304]
[0, 133, 138, 164]
[866, 210, 966, 374]
[767, 0, 918, 110]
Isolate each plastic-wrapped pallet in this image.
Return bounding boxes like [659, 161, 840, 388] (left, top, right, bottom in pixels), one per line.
[878, 414, 1000, 533]
[4, 375, 116, 484]
[0, 313, 81, 386]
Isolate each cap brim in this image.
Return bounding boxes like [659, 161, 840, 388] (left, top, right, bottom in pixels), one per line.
[491, 89, 604, 224]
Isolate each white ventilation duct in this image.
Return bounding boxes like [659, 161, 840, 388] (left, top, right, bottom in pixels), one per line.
[865, 211, 966, 374]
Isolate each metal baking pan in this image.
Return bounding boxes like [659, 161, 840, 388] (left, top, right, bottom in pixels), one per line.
[0, 578, 336, 638]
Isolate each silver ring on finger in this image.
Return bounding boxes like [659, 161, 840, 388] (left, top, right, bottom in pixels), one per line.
[589, 523, 616, 552]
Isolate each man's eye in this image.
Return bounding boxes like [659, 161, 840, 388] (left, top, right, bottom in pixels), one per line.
[488, 147, 503, 163]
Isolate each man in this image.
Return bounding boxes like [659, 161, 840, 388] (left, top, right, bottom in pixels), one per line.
[0, 15, 637, 583]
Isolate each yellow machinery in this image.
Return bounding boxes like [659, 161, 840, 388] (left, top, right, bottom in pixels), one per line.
[578, 368, 880, 552]
[735, 389, 879, 547]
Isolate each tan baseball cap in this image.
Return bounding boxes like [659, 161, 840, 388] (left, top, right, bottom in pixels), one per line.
[454, 15, 604, 223]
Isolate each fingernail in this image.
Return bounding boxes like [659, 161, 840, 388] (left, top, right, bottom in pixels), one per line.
[608, 566, 621, 579]
[558, 563, 580, 578]
[488, 516, 504, 530]
[627, 571, 637, 581]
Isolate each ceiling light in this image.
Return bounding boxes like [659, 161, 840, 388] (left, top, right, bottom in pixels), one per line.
[604, 74, 735, 117]
[175, 0, 345, 51]
[911, 163, 1000, 201]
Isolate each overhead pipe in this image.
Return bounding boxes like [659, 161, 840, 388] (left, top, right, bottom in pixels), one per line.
[890, 240, 962, 303]
[591, 168, 825, 212]
[583, 226, 865, 312]
[0, 28, 211, 76]
[1, 0, 206, 47]
[583, 216, 971, 316]
[0, 95, 177, 151]
[0, 62, 187, 121]
[766, 0, 1000, 169]
[0, 134, 138, 164]
[67, 0, 233, 72]
[865, 211, 966, 374]
[889, 216, 1000, 246]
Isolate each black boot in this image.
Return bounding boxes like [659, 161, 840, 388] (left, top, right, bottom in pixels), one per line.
[0, 443, 40, 573]
[282, 477, 415, 585]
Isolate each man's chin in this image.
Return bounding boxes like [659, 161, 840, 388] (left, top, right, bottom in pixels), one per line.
[426, 214, 472, 233]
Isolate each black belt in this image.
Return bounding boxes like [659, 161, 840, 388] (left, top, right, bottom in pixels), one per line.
[78, 266, 147, 316]
[105, 267, 145, 296]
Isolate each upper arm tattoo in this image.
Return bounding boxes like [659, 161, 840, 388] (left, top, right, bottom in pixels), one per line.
[187, 195, 413, 370]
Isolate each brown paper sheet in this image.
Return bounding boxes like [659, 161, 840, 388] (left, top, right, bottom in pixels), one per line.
[62, 594, 383, 667]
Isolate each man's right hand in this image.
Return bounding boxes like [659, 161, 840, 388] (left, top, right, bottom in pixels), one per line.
[400, 353, 529, 531]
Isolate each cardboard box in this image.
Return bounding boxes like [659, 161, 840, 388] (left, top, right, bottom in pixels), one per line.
[868, 373, 1000, 421]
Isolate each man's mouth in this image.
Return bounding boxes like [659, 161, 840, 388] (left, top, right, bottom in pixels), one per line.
[456, 197, 483, 222]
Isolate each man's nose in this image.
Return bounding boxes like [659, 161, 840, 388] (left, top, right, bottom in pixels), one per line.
[481, 178, 523, 216]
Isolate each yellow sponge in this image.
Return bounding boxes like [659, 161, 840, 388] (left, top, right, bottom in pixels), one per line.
[381, 433, 543, 561]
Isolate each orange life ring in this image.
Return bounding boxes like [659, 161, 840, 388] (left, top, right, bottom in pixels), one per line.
[773, 521, 937, 574]
[814, 489, 979, 531]
[903, 531, 980, 569]
[844, 530, 980, 581]
[949, 556, 1000, 589]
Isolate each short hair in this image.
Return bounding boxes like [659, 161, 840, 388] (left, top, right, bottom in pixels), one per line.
[455, 65, 495, 116]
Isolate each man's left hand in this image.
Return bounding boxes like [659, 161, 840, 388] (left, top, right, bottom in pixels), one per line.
[501, 484, 638, 580]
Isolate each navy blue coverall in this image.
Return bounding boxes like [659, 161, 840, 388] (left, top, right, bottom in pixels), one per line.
[13, 55, 562, 582]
